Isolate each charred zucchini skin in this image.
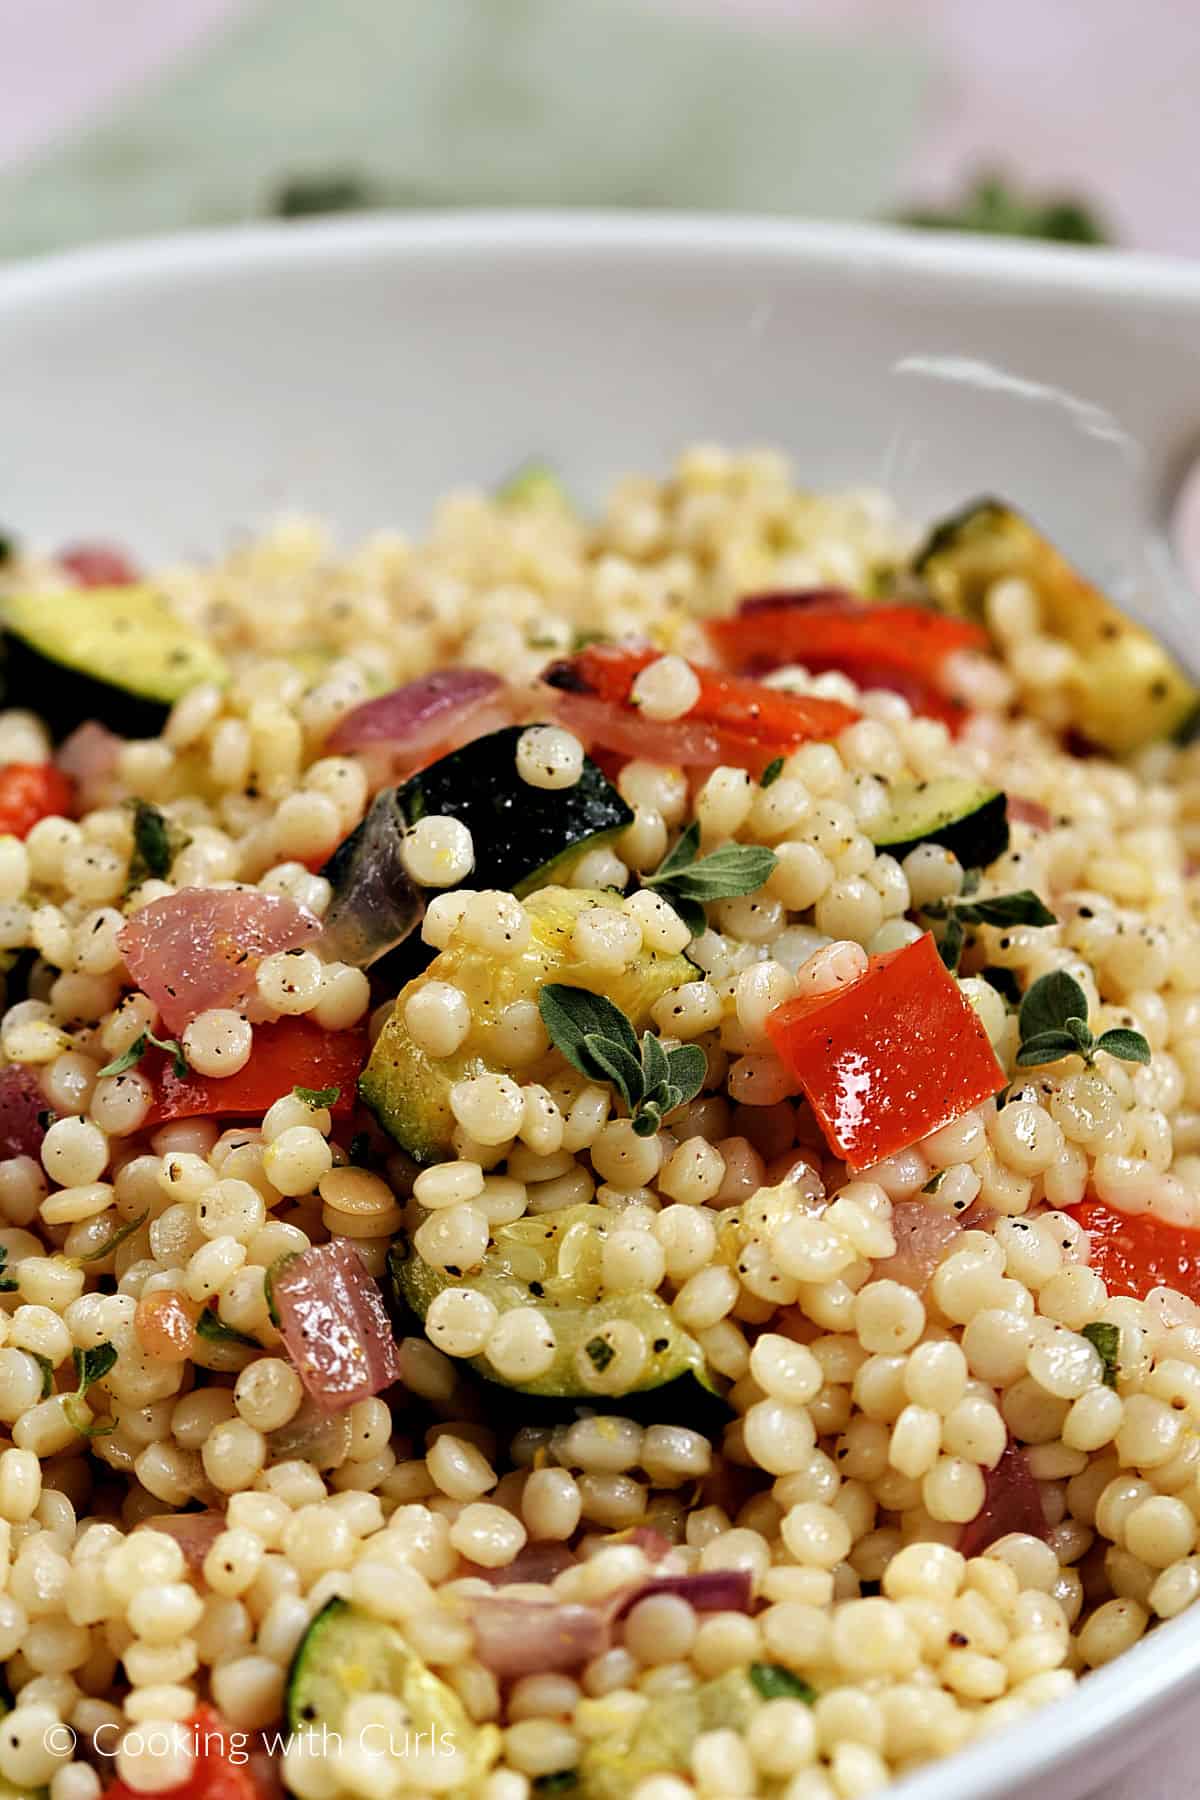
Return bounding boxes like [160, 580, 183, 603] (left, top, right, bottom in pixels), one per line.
[0, 584, 227, 739]
[915, 500, 1197, 754]
[392, 725, 633, 898]
[871, 776, 1009, 869]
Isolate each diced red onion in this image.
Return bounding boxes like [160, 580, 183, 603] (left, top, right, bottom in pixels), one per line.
[959, 1442, 1049, 1557]
[271, 1241, 402, 1414]
[318, 789, 425, 967]
[55, 722, 123, 810]
[461, 1543, 577, 1586]
[265, 1397, 354, 1470]
[118, 888, 321, 1034]
[551, 691, 724, 769]
[0, 1065, 48, 1160]
[873, 1200, 964, 1292]
[328, 670, 506, 759]
[469, 1598, 608, 1678]
[1008, 795, 1055, 832]
[138, 1510, 226, 1574]
[606, 1569, 754, 1622]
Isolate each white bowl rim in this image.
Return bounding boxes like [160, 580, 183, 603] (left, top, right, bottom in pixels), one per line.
[3, 206, 1200, 1797]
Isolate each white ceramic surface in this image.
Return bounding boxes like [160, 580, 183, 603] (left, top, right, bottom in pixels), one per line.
[3, 212, 1200, 1798]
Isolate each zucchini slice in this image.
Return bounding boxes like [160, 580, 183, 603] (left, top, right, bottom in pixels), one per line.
[286, 1598, 499, 1791]
[360, 885, 694, 1164]
[871, 776, 1009, 869]
[576, 1668, 762, 1798]
[915, 500, 1198, 754]
[392, 1202, 712, 1399]
[392, 725, 633, 898]
[0, 584, 227, 739]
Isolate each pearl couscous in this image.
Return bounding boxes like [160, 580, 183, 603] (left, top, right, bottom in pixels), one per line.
[0, 450, 1198, 1800]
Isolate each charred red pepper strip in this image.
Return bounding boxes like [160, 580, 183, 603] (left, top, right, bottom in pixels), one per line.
[0, 762, 73, 837]
[543, 643, 859, 775]
[765, 932, 1005, 1170]
[143, 1018, 366, 1127]
[102, 1705, 261, 1800]
[1064, 1199, 1200, 1305]
[708, 599, 989, 730]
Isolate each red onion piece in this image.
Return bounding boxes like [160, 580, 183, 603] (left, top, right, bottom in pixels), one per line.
[271, 1241, 402, 1414]
[959, 1442, 1049, 1557]
[552, 691, 724, 769]
[606, 1569, 754, 1622]
[461, 1543, 577, 1586]
[118, 888, 321, 1034]
[469, 1598, 608, 1678]
[737, 589, 860, 617]
[318, 789, 425, 968]
[1008, 795, 1055, 832]
[873, 1200, 964, 1292]
[56, 722, 123, 810]
[328, 670, 506, 758]
[0, 1065, 48, 1160]
[57, 543, 140, 587]
[138, 1510, 226, 1574]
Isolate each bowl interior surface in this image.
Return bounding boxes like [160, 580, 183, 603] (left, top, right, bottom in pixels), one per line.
[4, 211, 1200, 1798]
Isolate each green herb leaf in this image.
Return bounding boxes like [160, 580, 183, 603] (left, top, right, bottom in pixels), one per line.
[585, 1336, 615, 1372]
[127, 799, 178, 887]
[938, 913, 966, 973]
[749, 1663, 817, 1703]
[1065, 1016, 1094, 1051]
[532, 1775, 578, 1795]
[32, 1353, 54, 1400]
[581, 1033, 644, 1114]
[72, 1343, 117, 1394]
[539, 985, 641, 1087]
[955, 890, 1057, 928]
[0, 1246, 16, 1294]
[73, 1209, 149, 1265]
[294, 1085, 341, 1109]
[1095, 1028, 1153, 1067]
[631, 1102, 663, 1138]
[97, 1029, 188, 1082]
[671, 895, 709, 939]
[922, 1169, 951, 1195]
[650, 821, 701, 882]
[759, 757, 785, 789]
[647, 841, 777, 905]
[665, 1044, 707, 1107]
[981, 966, 1022, 1007]
[1014, 1029, 1084, 1067]
[196, 1308, 259, 1349]
[62, 1393, 116, 1439]
[1018, 970, 1091, 1044]
[1081, 1321, 1120, 1389]
[640, 1032, 671, 1097]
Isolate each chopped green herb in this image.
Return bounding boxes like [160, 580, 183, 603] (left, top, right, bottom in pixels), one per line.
[1015, 971, 1151, 1070]
[922, 1170, 951, 1196]
[1082, 1321, 1120, 1389]
[72, 1342, 117, 1393]
[937, 913, 966, 974]
[924, 888, 1057, 930]
[759, 757, 785, 789]
[538, 985, 707, 1133]
[73, 1209, 149, 1265]
[126, 798, 187, 888]
[645, 823, 777, 916]
[98, 1029, 187, 1081]
[272, 170, 378, 218]
[294, 1085, 341, 1109]
[32, 1353, 54, 1400]
[981, 966, 1022, 1006]
[196, 1308, 259, 1349]
[585, 1337, 615, 1373]
[899, 172, 1109, 245]
[749, 1663, 817, 1703]
[0, 1247, 16, 1294]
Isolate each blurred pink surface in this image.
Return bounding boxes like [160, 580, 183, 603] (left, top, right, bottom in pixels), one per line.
[2, 0, 1200, 253]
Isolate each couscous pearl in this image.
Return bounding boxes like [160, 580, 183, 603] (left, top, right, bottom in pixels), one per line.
[516, 725, 585, 790]
[181, 1011, 252, 1077]
[402, 815, 476, 887]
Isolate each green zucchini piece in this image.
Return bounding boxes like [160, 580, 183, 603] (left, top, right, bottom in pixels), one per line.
[360, 885, 693, 1164]
[392, 1202, 712, 1399]
[914, 500, 1198, 754]
[871, 776, 1009, 869]
[577, 1668, 762, 1798]
[0, 584, 227, 739]
[286, 1599, 499, 1790]
[393, 725, 632, 898]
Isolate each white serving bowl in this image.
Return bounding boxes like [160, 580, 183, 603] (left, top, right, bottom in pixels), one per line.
[2, 211, 1200, 1799]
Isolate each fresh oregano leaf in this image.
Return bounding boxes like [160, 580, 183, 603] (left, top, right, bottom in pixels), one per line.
[981, 966, 1022, 1006]
[641, 1031, 671, 1097]
[759, 757, 785, 789]
[581, 1033, 644, 1113]
[1014, 1029, 1083, 1067]
[648, 841, 778, 905]
[196, 1308, 259, 1349]
[127, 798, 188, 889]
[1018, 970, 1091, 1044]
[954, 890, 1057, 928]
[538, 985, 641, 1080]
[72, 1343, 117, 1393]
[1094, 1028, 1153, 1066]
[1081, 1321, 1120, 1389]
[0, 1246, 16, 1294]
[671, 896, 709, 939]
[73, 1209, 149, 1265]
[631, 1103, 663, 1138]
[294, 1084, 341, 1108]
[32, 1353, 54, 1399]
[749, 1663, 817, 1703]
[938, 913, 966, 973]
[585, 1336, 615, 1372]
[649, 821, 701, 882]
[97, 1029, 188, 1082]
[665, 1044, 707, 1107]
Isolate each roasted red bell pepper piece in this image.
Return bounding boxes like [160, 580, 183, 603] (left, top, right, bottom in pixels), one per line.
[543, 643, 858, 775]
[102, 1706, 260, 1800]
[1064, 1199, 1200, 1305]
[144, 1018, 366, 1127]
[58, 542, 140, 587]
[708, 598, 989, 730]
[0, 762, 73, 837]
[766, 931, 1004, 1170]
